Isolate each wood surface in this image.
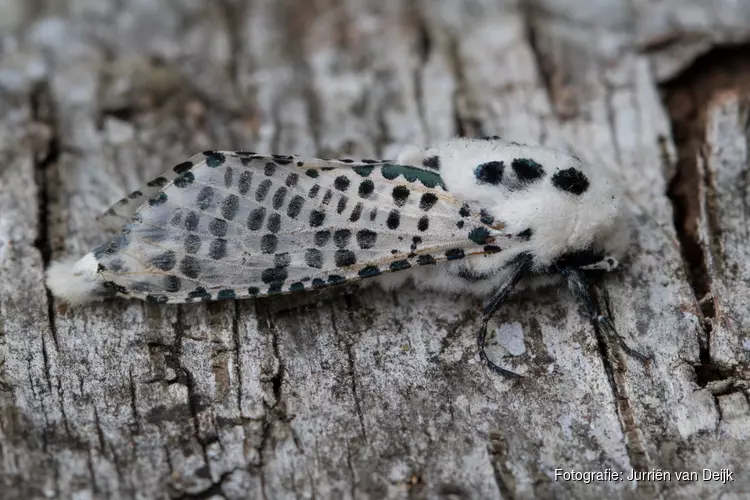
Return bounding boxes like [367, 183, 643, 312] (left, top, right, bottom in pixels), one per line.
[1, 0, 749, 498]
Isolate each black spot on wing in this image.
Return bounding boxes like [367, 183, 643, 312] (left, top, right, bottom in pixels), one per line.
[287, 195, 305, 218]
[349, 203, 363, 222]
[386, 210, 400, 229]
[419, 193, 438, 211]
[173, 161, 193, 174]
[151, 251, 176, 271]
[323, 189, 333, 206]
[334, 250, 356, 267]
[209, 218, 228, 237]
[274, 253, 291, 268]
[238, 171, 252, 195]
[247, 207, 266, 231]
[261, 267, 288, 284]
[309, 210, 326, 227]
[221, 194, 239, 220]
[334, 175, 350, 191]
[165, 276, 181, 293]
[551, 168, 589, 195]
[272, 186, 287, 209]
[180, 256, 201, 279]
[336, 196, 348, 214]
[209, 239, 227, 260]
[356, 230, 377, 249]
[286, 172, 299, 187]
[333, 229, 352, 248]
[185, 211, 200, 231]
[197, 187, 214, 210]
[255, 179, 272, 202]
[184, 234, 201, 254]
[392, 186, 410, 207]
[266, 213, 281, 233]
[314, 230, 331, 247]
[260, 234, 278, 254]
[358, 180, 375, 198]
[305, 248, 323, 268]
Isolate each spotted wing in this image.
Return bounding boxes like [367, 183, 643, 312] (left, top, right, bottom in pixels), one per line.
[92, 151, 511, 302]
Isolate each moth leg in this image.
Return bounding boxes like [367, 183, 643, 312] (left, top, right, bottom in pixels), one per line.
[563, 268, 652, 365]
[478, 254, 532, 377]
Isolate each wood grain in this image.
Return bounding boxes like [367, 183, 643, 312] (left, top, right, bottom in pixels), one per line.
[1, 0, 749, 498]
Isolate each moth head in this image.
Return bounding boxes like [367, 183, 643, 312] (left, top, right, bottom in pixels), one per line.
[558, 164, 631, 275]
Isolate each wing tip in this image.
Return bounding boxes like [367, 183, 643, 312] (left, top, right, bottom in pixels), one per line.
[46, 252, 107, 306]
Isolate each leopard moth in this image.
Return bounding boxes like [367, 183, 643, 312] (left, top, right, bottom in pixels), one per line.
[46, 137, 631, 377]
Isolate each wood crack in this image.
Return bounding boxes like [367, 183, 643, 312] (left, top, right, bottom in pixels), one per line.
[661, 44, 750, 383]
[330, 304, 367, 441]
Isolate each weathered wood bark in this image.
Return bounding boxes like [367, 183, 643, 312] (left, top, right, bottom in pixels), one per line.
[1, 0, 749, 499]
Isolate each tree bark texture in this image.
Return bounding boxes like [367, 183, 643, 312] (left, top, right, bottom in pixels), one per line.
[1, 0, 750, 499]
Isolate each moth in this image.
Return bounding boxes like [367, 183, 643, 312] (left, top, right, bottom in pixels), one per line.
[47, 137, 632, 377]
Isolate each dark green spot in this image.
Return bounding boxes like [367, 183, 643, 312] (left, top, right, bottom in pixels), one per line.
[188, 287, 211, 301]
[205, 152, 226, 168]
[148, 192, 168, 206]
[217, 289, 236, 300]
[417, 255, 436, 265]
[446, 249, 465, 260]
[389, 260, 411, 271]
[358, 266, 381, 278]
[174, 172, 195, 188]
[381, 164, 446, 189]
[469, 227, 492, 245]
[353, 165, 374, 177]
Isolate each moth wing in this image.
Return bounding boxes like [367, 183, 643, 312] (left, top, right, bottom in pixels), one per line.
[96, 152, 216, 231]
[92, 152, 515, 302]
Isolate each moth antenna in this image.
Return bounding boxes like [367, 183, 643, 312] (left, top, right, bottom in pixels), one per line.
[478, 253, 533, 377]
